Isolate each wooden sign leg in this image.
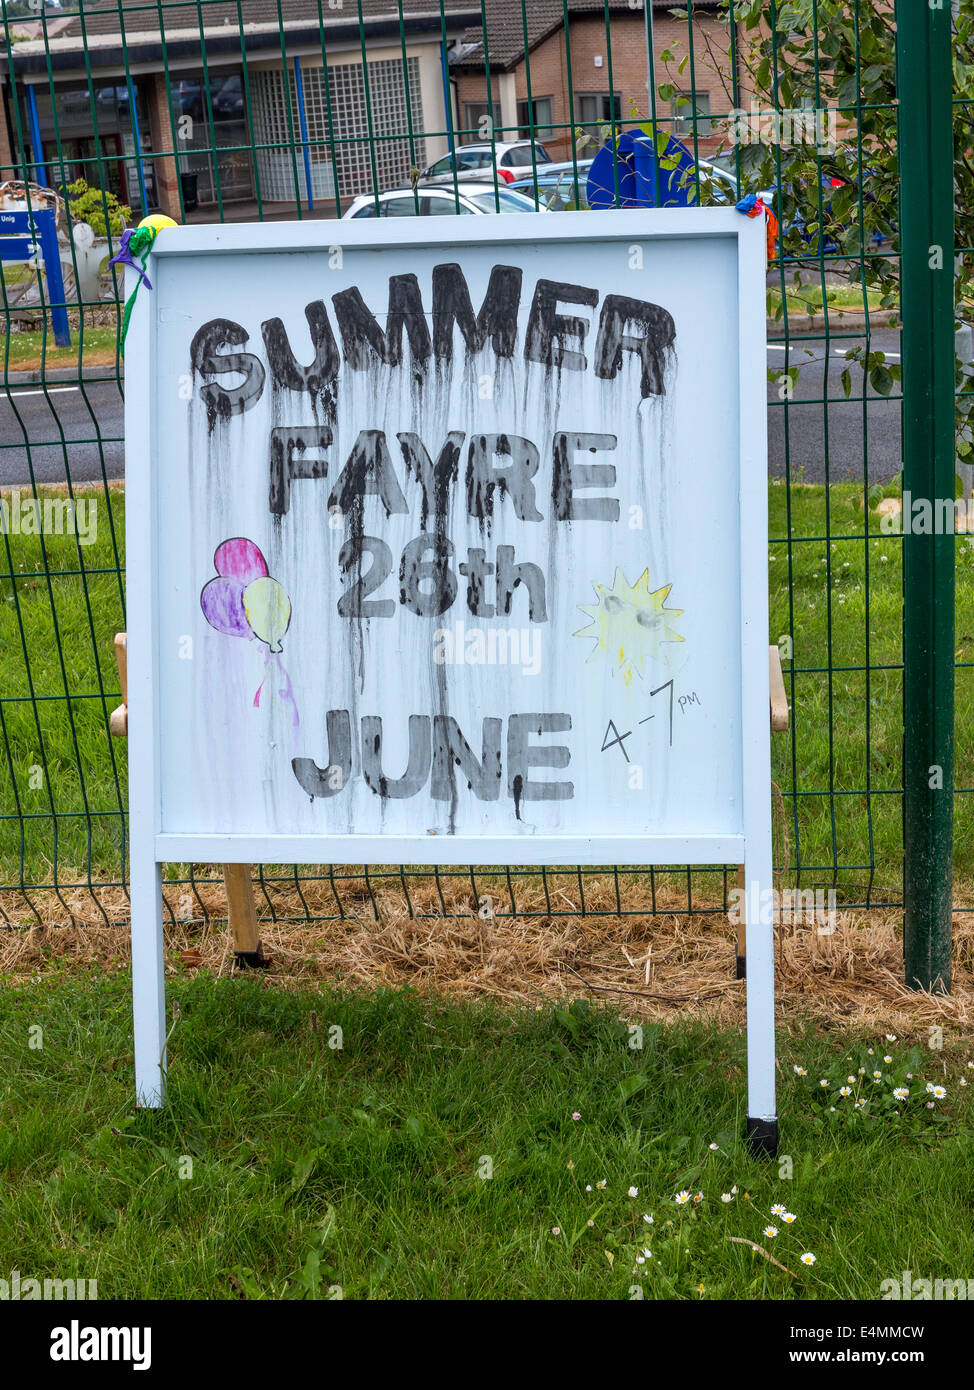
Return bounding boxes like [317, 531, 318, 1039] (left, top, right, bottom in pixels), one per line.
[224, 863, 267, 968]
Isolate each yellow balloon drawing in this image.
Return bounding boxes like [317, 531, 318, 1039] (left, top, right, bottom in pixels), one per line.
[243, 576, 291, 653]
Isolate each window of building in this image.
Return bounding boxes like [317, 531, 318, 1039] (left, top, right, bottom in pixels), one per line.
[575, 93, 621, 154]
[462, 102, 492, 144]
[672, 91, 712, 137]
[517, 96, 553, 141]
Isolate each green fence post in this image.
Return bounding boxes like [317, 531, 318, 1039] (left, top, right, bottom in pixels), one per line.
[896, 0, 955, 993]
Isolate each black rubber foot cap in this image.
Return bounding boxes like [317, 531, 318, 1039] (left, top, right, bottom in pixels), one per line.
[234, 941, 269, 970]
[735, 953, 747, 980]
[746, 1116, 778, 1159]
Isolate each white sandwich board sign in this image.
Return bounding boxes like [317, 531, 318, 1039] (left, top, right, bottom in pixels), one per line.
[126, 209, 775, 1147]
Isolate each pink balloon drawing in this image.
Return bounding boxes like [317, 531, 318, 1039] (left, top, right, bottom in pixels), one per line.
[200, 537, 299, 730]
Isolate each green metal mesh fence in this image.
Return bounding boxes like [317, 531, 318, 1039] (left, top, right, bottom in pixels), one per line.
[0, 0, 966, 929]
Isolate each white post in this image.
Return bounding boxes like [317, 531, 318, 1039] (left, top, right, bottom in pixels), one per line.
[131, 854, 167, 1107]
[124, 257, 167, 1107]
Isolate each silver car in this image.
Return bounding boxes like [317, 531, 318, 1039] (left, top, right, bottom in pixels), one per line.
[418, 140, 553, 187]
[342, 183, 546, 218]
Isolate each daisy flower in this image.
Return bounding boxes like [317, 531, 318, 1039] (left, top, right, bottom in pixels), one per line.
[551, 1227, 561, 1235]
[709, 1143, 719, 1151]
[596, 1179, 607, 1190]
[847, 1076, 857, 1085]
[839, 1086, 851, 1097]
[572, 1111, 581, 1121]
[886, 1035, 897, 1042]
[693, 1191, 704, 1203]
[782, 1212, 797, 1225]
[721, 1193, 734, 1203]
[884, 1056, 893, 1065]
[628, 1186, 639, 1198]
[764, 1226, 779, 1239]
[643, 1214, 654, 1224]
[820, 1079, 829, 1088]
[931, 1085, 946, 1100]
[801, 1253, 816, 1266]
[872, 1071, 882, 1080]
[675, 1191, 691, 1205]
[893, 1087, 909, 1100]
[771, 1204, 786, 1216]
[793, 1065, 807, 1076]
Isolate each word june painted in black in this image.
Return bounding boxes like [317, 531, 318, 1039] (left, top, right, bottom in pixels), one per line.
[292, 712, 573, 818]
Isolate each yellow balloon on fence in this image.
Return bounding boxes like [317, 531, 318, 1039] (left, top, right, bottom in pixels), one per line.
[138, 214, 178, 234]
[243, 576, 291, 653]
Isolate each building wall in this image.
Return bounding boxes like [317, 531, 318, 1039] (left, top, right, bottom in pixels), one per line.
[454, 10, 734, 160]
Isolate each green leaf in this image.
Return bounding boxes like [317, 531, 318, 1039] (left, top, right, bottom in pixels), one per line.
[618, 1073, 650, 1103]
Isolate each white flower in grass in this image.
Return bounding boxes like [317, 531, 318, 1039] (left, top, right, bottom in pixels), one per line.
[641, 1248, 653, 1259]
[675, 1191, 691, 1205]
[967, 1061, 974, 1070]
[820, 1079, 829, 1088]
[635, 1255, 645, 1264]
[873, 1070, 882, 1080]
[585, 1185, 592, 1192]
[893, 1087, 909, 1100]
[731, 1185, 738, 1195]
[596, 1179, 607, 1190]
[858, 1067, 866, 1075]
[867, 1048, 874, 1055]
[771, 1204, 786, 1216]
[847, 1076, 857, 1085]
[643, 1214, 654, 1224]
[961, 1078, 968, 1088]
[709, 1143, 719, 1151]
[721, 1193, 734, 1203]
[931, 1085, 946, 1100]
[764, 1226, 779, 1239]
[801, 1252, 816, 1266]
[839, 1087, 851, 1097]
[628, 1186, 639, 1198]
[884, 1055, 893, 1065]
[793, 1065, 807, 1076]
[925, 1082, 935, 1093]
[694, 1191, 704, 1203]
[587, 1219, 594, 1228]
[782, 1212, 797, 1225]
[886, 1034, 897, 1042]
[551, 1227, 561, 1235]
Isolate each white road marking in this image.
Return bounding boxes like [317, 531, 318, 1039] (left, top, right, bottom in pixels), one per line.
[2, 385, 82, 399]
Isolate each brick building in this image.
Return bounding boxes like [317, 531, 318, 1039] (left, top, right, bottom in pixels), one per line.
[451, 0, 736, 160]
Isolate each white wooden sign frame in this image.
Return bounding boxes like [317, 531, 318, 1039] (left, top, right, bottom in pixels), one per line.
[125, 209, 774, 1149]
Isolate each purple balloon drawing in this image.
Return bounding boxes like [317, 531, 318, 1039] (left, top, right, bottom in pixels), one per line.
[201, 536, 299, 731]
[200, 574, 251, 639]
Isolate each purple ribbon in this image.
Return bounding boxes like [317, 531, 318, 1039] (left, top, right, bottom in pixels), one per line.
[107, 229, 152, 290]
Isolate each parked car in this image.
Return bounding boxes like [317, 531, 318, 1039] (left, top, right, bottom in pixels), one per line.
[341, 183, 547, 218]
[508, 159, 594, 210]
[418, 141, 553, 187]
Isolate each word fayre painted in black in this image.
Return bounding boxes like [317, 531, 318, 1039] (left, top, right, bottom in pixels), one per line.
[292, 712, 573, 818]
[190, 261, 677, 426]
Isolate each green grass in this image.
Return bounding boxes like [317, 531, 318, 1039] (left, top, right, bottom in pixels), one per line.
[766, 282, 888, 319]
[1, 973, 971, 1299]
[3, 478, 971, 905]
[0, 326, 119, 374]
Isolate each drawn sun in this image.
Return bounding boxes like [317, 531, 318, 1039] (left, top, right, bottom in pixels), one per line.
[574, 568, 685, 684]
